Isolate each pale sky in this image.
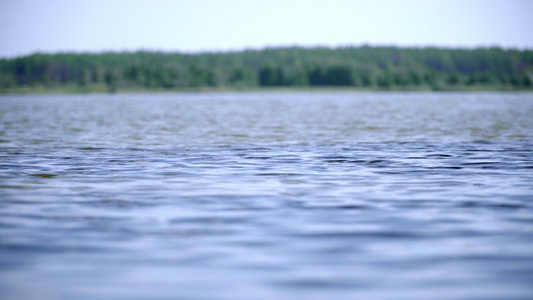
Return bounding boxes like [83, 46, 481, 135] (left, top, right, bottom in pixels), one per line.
[1, 0, 532, 58]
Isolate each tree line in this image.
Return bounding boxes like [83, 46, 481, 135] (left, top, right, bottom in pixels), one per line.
[1, 46, 532, 92]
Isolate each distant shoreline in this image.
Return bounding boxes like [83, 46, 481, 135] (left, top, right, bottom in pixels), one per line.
[2, 85, 531, 95]
[1, 46, 531, 95]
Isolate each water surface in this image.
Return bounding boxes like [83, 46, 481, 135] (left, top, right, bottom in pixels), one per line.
[1, 92, 533, 299]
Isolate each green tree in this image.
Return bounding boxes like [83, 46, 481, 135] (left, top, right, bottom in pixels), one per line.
[104, 69, 118, 93]
[446, 73, 459, 85]
[377, 72, 392, 88]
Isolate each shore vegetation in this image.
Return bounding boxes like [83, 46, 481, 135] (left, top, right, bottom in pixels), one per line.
[1, 46, 531, 93]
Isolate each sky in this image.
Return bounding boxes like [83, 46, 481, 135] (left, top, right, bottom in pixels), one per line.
[1, 0, 532, 58]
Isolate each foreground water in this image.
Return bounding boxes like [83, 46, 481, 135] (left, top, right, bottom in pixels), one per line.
[1, 92, 532, 299]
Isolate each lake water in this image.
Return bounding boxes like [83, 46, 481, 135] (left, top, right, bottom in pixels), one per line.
[1, 92, 532, 299]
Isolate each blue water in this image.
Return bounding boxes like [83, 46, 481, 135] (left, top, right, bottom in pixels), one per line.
[1, 92, 533, 299]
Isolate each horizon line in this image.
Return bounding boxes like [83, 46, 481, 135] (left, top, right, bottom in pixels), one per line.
[2, 43, 532, 59]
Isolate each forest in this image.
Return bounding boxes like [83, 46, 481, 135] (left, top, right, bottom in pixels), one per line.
[0, 46, 532, 93]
